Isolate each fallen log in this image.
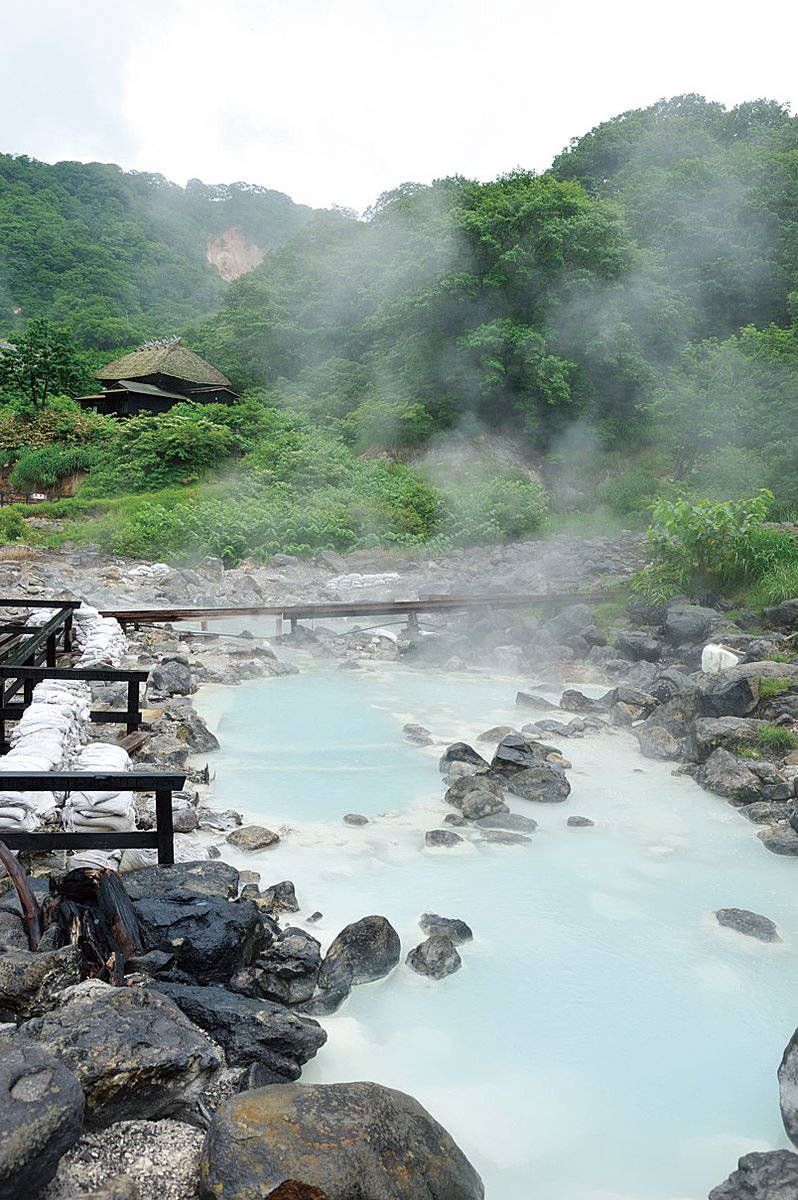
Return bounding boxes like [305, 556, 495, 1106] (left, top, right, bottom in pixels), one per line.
[0, 838, 42, 949]
[50, 867, 143, 984]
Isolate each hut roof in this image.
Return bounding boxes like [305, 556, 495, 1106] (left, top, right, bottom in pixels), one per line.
[95, 339, 230, 387]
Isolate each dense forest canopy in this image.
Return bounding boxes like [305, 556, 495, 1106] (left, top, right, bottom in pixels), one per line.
[0, 94, 798, 573]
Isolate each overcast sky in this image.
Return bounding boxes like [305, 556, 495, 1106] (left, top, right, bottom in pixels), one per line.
[2, 0, 797, 212]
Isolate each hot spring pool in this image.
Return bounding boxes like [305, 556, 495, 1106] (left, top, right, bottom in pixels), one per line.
[194, 658, 798, 1200]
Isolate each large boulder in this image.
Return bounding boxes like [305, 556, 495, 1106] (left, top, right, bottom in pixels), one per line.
[133, 892, 266, 983]
[780, 1029, 798, 1148]
[664, 603, 723, 646]
[7, 980, 221, 1127]
[438, 743, 490, 775]
[0, 1044, 85, 1200]
[696, 749, 763, 804]
[254, 927, 322, 1006]
[694, 717, 762, 761]
[613, 631, 662, 662]
[444, 776, 508, 820]
[490, 733, 561, 779]
[698, 669, 761, 718]
[709, 1151, 798, 1199]
[419, 914, 473, 944]
[198, 1082, 484, 1200]
[506, 763, 571, 803]
[406, 936, 462, 979]
[122, 860, 240, 901]
[306, 916, 401, 1015]
[148, 660, 193, 696]
[151, 983, 326, 1080]
[0, 946, 82, 1022]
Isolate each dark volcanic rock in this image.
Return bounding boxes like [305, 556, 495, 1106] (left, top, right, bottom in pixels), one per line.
[567, 815, 595, 827]
[151, 983, 326, 1079]
[255, 927, 322, 1006]
[439, 743, 490, 774]
[9, 980, 221, 1128]
[478, 829, 532, 844]
[406, 936, 462, 979]
[445, 776, 508, 820]
[419, 913, 473, 944]
[709, 1150, 798, 1199]
[0, 946, 82, 1022]
[318, 915, 400, 988]
[490, 732, 559, 778]
[633, 725, 683, 760]
[506, 763, 571, 803]
[199, 1082, 484, 1200]
[614, 631, 663, 662]
[133, 892, 266, 984]
[715, 908, 781, 942]
[694, 717, 761, 761]
[757, 826, 798, 856]
[780, 1028, 798, 1149]
[664, 603, 720, 645]
[0, 1043, 84, 1200]
[474, 812, 538, 833]
[698, 669, 761, 718]
[226, 824, 280, 851]
[259, 880, 300, 915]
[696, 749, 763, 804]
[122, 860, 239, 901]
[426, 829, 465, 847]
[148, 660, 193, 696]
[559, 689, 608, 714]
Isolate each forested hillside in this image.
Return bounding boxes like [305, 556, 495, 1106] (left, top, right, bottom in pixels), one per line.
[0, 156, 315, 349]
[2, 95, 798, 587]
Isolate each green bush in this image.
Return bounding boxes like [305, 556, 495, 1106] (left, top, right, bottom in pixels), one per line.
[10, 445, 96, 490]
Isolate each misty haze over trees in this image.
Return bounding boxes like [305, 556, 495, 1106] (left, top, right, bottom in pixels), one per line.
[1, 94, 798, 581]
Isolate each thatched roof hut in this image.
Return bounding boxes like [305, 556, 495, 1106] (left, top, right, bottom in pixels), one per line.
[76, 338, 237, 417]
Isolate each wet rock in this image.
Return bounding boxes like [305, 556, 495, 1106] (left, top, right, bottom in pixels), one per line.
[474, 812, 538, 833]
[478, 829, 532, 844]
[0, 911, 28, 951]
[738, 800, 791, 824]
[506, 763, 571, 803]
[122, 860, 239, 901]
[715, 908, 781, 942]
[255, 927, 322, 1006]
[259, 880, 300, 915]
[151, 983, 326, 1079]
[319, 915, 400, 988]
[709, 1150, 798, 1199]
[698, 669, 761, 718]
[147, 661, 193, 697]
[696, 749, 763, 804]
[490, 732, 561, 778]
[633, 725, 683, 760]
[439, 743, 490, 774]
[443, 812, 469, 827]
[226, 825, 280, 852]
[445, 776, 508, 820]
[419, 913, 473, 944]
[567, 815, 595, 827]
[426, 829, 464, 847]
[9, 981, 221, 1128]
[0, 946, 83, 1022]
[196, 807, 243, 833]
[0, 1043, 85, 1200]
[199, 1082, 484, 1200]
[614, 631, 662, 662]
[780, 1028, 798, 1148]
[406, 936, 462, 979]
[757, 826, 798, 856]
[133, 892, 265, 984]
[342, 813, 369, 826]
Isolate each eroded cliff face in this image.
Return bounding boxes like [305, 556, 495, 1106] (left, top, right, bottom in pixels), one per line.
[206, 228, 264, 281]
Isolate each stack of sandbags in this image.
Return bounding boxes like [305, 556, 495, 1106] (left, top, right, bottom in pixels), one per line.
[63, 742, 134, 871]
[72, 604, 127, 667]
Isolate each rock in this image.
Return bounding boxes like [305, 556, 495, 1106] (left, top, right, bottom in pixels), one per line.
[342, 813, 369, 826]
[715, 908, 781, 942]
[226, 825, 280, 852]
[133, 892, 266, 983]
[613, 631, 662, 662]
[319, 915, 400, 989]
[403, 723, 430, 737]
[696, 749, 763, 804]
[198, 1082, 484, 1200]
[0, 911, 28, 951]
[197, 807, 243, 833]
[0, 946, 82, 1022]
[780, 1028, 798, 1148]
[694, 717, 761, 760]
[439, 743, 490, 774]
[478, 829, 532, 844]
[709, 1150, 798, 1199]
[255, 927, 322, 1006]
[443, 812, 469, 827]
[515, 691, 561, 710]
[0, 1043, 84, 1199]
[122, 860, 239, 901]
[419, 913, 473, 944]
[738, 800, 791, 824]
[490, 732, 561, 779]
[176, 711, 220, 753]
[474, 812, 538, 833]
[406, 936, 462, 979]
[425, 829, 464, 847]
[567, 815, 594, 827]
[506, 763, 571, 803]
[259, 880, 300, 915]
[757, 826, 798, 856]
[664, 603, 721, 645]
[444, 776, 508, 820]
[151, 983, 326, 1079]
[559, 689, 608, 714]
[698, 669, 761, 718]
[476, 725, 514, 742]
[633, 725, 683, 760]
[147, 661, 193, 696]
[8, 981, 221, 1127]
[609, 702, 634, 726]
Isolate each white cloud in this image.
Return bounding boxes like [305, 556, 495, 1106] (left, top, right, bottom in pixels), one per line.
[3, 0, 798, 209]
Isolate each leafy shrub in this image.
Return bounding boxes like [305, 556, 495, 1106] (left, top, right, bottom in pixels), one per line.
[593, 464, 670, 518]
[10, 445, 96, 490]
[634, 490, 777, 598]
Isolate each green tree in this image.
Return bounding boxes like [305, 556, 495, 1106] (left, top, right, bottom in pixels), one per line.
[0, 317, 86, 408]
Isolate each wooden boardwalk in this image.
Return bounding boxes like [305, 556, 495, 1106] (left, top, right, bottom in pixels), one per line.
[103, 589, 626, 632]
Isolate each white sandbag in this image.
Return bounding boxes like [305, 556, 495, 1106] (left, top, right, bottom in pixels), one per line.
[119, 837, 208, 872]
[701, 643, 741, 673]
[66, 792, 135, 816]
[67, 849, 122, 872]
[0, 810, 37, 831]
[74, 745, 130, 771]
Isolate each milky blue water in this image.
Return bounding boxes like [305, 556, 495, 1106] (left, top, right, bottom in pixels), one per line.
[194, 654, 798, 1200]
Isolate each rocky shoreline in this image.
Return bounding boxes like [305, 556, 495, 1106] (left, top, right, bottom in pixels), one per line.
[3, 535, 798, 1196]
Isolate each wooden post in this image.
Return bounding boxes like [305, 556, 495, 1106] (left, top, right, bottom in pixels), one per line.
[46, 633, 56, 667]
[126, 679, 139, 735]
[290, 617, 298, 633]
[63, 614, 73, 652]
[154, 789, 175, 865]
[275, 615, 283, 637]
